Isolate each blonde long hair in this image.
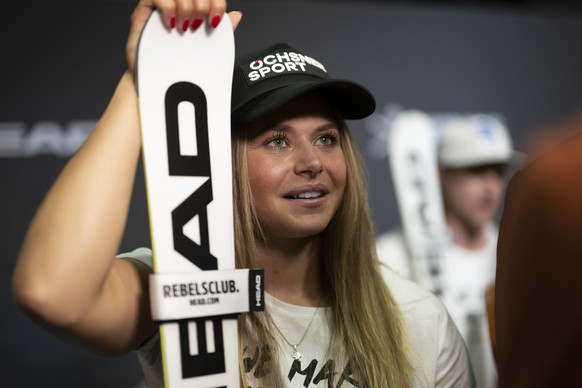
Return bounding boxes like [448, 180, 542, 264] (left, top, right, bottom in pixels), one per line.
[233, 112, 413, 387]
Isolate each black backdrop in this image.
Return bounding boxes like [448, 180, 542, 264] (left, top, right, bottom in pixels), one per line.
[2, 1, 581, 386]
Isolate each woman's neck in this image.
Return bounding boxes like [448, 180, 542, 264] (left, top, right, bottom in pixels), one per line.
[257, 237, 324, 307]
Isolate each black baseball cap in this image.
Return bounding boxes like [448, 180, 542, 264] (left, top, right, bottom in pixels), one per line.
[231, 43, 376, 125]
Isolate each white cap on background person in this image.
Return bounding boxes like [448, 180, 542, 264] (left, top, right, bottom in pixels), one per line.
[437, 114, 524, 168]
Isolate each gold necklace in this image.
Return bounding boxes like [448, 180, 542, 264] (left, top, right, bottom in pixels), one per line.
[271, 306, 319, 361]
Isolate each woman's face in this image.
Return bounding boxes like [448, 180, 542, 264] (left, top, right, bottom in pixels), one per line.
[246, 93, 347, 240]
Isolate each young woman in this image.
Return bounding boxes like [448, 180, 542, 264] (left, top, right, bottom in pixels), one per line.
[12, 0, 474, 386]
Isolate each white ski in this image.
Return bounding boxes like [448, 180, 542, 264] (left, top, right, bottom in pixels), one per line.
[388, 110, 448, 295]
[136, 10, 246, 387]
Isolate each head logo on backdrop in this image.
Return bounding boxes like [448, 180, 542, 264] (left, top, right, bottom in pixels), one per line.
[0, 121, 95, 158]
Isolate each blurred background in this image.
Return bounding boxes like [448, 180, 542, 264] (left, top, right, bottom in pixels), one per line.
[1, 0, 581, 386]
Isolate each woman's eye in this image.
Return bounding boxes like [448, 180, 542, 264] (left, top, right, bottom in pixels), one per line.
[265, 136, 288, 148]
[318, 133, 338, 146]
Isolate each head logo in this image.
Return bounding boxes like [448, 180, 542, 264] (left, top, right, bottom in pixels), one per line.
[0, 121, 95, 158]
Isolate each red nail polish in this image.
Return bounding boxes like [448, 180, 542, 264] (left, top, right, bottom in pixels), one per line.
[191, 18, 203, 30]
[170, 17, 176, 29]
[211, 15, 221, 28]
[182, 20, 190, 32]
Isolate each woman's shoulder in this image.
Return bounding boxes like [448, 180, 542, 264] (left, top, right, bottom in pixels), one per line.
[380, 263, 455, 331]
[376, 228, 412, 277]
[117, 247, 153, 268]
[380, 263, 442, 311]
[381, 264, 476, 386]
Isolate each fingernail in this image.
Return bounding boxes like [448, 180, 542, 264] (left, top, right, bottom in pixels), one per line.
[182, 20, 190, 32]
[170, 17, 176, 29]
[191, 18, 203, 30]
[211, 15, 221, 28]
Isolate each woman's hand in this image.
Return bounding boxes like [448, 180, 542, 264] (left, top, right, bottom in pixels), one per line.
[126, 0, 242, 74]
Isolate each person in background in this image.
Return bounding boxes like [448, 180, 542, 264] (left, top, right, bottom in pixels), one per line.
[377, 113, 521, 388]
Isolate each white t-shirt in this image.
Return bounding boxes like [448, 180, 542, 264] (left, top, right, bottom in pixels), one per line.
[118, 248, 475, 387]
[376, 226, 497, 388]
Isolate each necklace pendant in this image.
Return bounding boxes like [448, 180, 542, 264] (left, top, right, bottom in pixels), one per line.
[291, 345, 302, 360]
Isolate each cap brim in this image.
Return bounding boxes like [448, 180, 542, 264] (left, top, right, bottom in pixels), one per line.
[231, 79, 376, 125]
[441, 150, 528, 168]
